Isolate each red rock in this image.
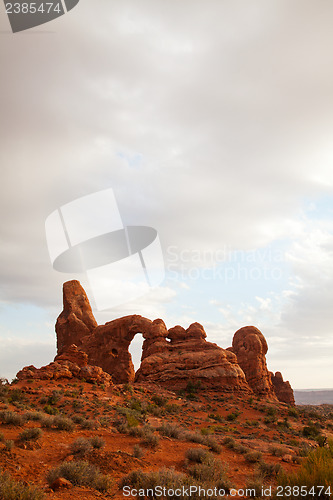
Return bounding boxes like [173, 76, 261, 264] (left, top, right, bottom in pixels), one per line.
[55, 280, 97, 355]
[50, 477, 73, 490]
[231, 326, 277, 400]
[54, 344, 88, 367]
[135, 322, 251, 392]
[270, 371, 295, 406]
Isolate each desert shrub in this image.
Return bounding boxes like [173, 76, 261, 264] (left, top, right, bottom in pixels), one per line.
[208, 413, 225, 423]
[183, 431, 206, 444]
[24, 411, 44, 422]
[40, 415, 54, 428]
[70, 437, 93, 456]
[0, 468, 45, 499]
[3, 440, 14, 452]
[0, 432, 4, 442]
[158, 422, 185, 439]
[99, 416, 113, 428]
[272, 440, 333, 499]
[120, 468, 195, 499]
[245, 473, 266, 498]
[47, 460, 112, 492]
[185, 448, 209, 464]
[151, 394, 168, 407]
[140, 433, 159, 449]
[226, 411, 240, 421]
[222, 437, 235, 449]
[265, 406, 277, 417]
[0, 410, 25, 426]
[302, 424, 321, 439]
[53, 415, 74, 431]
[133, 444, 144, 458]
[244, 451, 263, 463]
[18, 427, 43, 442]
[269, 445, 287, 457]
[90, 436, 105, 449]
[258, 461, 281, 478]
[187, 455, 232, 492]
[43, 404, 58, 415]
[288, 407, 299, 418]
[204, 436, 222, 453]
[80, 418, 99, 431]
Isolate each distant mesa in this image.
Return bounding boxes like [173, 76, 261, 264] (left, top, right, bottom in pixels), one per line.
[17, 280, 294, 405]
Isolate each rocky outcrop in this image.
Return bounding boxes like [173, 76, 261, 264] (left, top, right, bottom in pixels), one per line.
[229, 326, 278, 401]
[55, 280, 97, 355]
[135, 321, 250, 392]
[17, 280, 294, 402]
[16, 344, 112, 386]
[270, 371, 295, 405]
[79, 315, 153, 384]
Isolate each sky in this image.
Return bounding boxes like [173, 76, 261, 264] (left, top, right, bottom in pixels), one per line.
[1, 0, 333, 389]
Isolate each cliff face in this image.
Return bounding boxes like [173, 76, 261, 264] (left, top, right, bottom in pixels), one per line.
[18, 280, 295, 404]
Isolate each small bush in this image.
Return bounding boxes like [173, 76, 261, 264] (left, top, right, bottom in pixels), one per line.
[47, 460, 111, 492]
[90, 436, 105, 449]
[0, 469, 45, 499]
[158, 422, 184, 439]
[141, 433, 159, 449]
[133, 444, 144, 458]
[244, 451, 263, 463]
[18, 428, 43, 442]
[70, 437, 93, 456]
[3, 440, 14, 452]
[53, 415, 74, 431]
[185, 448, 209, 464]
[269, 445, 287, 457]
[204, 436, 222, 453]
[0, 410, 25, 426]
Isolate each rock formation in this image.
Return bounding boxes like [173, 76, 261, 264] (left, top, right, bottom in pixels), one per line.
[228, 326, 278, 400]
[16, 344, 112, 386]
[55, 280, 97, 355]
[135, 321, 250, 391]
[16, 280, 295, 404]
[270, 371, 295, 405]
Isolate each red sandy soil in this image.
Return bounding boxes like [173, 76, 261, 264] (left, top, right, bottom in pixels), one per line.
[0, 379, 332, 499]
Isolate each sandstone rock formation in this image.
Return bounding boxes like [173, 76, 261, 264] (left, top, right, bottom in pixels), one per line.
[135, 321, 250, 391]
[229, 326, 278, 400]
[56, 280, 97, 355]
[270, 371, 295, 405]
[16, 344, 112, 386]
[17, 280, 295, 404]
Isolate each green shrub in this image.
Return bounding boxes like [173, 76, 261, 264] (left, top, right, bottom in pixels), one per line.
[269, 445, 287, 457]
[18, 428, 43, 442]
[204, 437, 221, 453]
[273, 440, 333, 499]
[47, 460, 111, 492]
[141, 433, 159, 449]
[0, 469, 44, 499]
[151, 394, 168, 407]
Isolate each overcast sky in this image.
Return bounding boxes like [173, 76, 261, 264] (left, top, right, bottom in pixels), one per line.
[1, 1, 333, 389]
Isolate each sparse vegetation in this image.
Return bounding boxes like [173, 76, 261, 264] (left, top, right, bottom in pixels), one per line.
[0, 469, 45, 500]
[47, 460, 112, 492]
